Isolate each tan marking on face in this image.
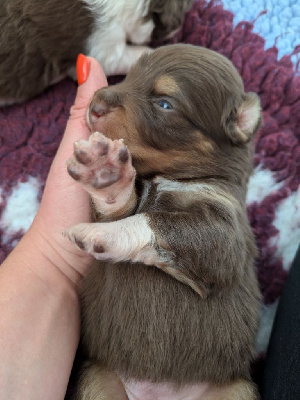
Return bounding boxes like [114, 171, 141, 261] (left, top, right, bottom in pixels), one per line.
[154, 75, 179, 96]
[88, 92, 216, 177]
[89, 108, 127, 141]
[96, 108, 185, 174]
[88, 111, 181, 175]
[129, 143, 184, 175]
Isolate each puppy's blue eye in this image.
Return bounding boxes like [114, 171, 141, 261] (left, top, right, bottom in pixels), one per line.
[157, 100, 172, 110]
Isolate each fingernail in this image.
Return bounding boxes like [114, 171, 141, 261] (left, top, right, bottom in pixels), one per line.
[76, 54, 89, 85]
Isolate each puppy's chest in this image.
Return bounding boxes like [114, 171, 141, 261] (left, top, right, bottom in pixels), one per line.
[135, 177, 211, 214]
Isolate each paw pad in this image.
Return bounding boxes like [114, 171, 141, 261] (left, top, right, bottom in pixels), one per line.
[93, 243, 105, 253]
[74, 148, 92, 165]
[66, 131, 134, 191]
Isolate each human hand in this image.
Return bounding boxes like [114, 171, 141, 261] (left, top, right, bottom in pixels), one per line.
[0, 56, 108, 400]
[27, 55, 108, 285]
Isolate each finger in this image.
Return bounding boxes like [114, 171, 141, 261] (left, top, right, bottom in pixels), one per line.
[37, 57, 108, 233]
[71, 55, 108, 119]
[57, 56, 108, 161]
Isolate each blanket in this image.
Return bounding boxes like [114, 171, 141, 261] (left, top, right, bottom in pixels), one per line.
[1, 0, 299, 388]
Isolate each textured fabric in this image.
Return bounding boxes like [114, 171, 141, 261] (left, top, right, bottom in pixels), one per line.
[222, 0, 300, 61]
[0, 0, 300, 387]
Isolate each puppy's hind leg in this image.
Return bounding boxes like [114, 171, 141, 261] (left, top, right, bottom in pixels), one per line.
[73, 362, 128, 400]
[203, 379, 259, 400]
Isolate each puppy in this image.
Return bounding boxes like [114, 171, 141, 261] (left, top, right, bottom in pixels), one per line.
[0, 0, 192, 104]
[66, 44, 262, 400]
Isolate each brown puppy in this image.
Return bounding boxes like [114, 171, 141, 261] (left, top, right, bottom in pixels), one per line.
[0, 0, 192, 105]
[66, 44, 262, 399]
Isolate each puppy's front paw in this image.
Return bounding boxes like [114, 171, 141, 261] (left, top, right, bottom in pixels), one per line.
[66, 131, 135, 192]
[65, 222, 125, 261]
[66, 223, 108, 259]
[65, 216, 160, 265]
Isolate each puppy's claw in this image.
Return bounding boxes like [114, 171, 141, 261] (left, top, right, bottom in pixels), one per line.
[93, 243, 105, 253]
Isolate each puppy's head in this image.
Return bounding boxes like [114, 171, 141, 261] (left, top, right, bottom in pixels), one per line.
[148, 0, 194, 41]
[87, 44, 262, 181]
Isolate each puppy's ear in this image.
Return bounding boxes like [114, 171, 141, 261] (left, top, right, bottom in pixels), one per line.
[222, 92, 262, 144]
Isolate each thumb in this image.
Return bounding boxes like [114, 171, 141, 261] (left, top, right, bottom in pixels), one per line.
[57, 55, 108, 157]
[71, 55, 108, 121]
[37, 56, 108, 229]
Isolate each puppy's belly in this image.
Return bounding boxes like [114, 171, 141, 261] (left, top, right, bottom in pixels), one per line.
[122, 379, 211, 400]
[81, 262, 259, 384]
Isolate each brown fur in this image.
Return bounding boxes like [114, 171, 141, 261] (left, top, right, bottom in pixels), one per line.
[150, 0, 193, 40]
[0, 0, 192, 102]
[72, 44, 262, 397]
[0, 0, 94, 100]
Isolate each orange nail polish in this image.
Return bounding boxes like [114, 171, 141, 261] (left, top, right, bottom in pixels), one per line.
[76, 54, 89, 85]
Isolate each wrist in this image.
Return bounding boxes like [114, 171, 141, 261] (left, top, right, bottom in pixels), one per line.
[14, 222, 94, 290]
[0, 228, 82, 400]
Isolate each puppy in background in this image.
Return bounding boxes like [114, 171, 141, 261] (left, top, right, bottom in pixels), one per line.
[0, 0, 192, 105]
[66, 44, 262, 399]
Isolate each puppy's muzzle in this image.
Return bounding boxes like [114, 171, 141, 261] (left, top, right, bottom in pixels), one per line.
[89, 88, 124, 125]
[89, 100, 111, 124]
